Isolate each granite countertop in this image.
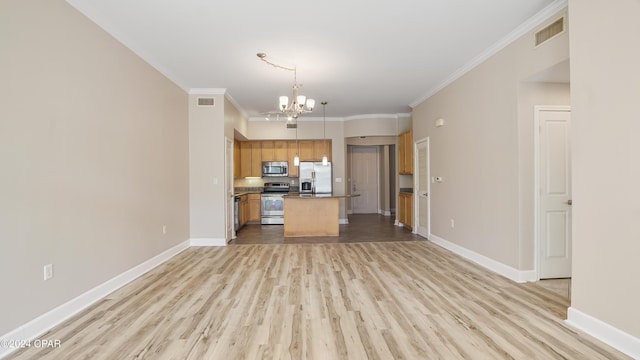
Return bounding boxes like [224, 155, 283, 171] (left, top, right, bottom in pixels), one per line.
[234, 191, 262, 197]
[284, 193, 360, 199]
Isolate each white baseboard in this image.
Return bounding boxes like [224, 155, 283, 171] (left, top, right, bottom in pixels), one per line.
[190, 238, 227, 246]
[0, 240, 190, 359]
[339, 218, 349, 224]
[566, 307, 640, 359]
[429, 234, 537, 283]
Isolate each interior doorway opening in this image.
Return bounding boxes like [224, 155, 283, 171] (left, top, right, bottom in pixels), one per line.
[345, 137, 397, 218]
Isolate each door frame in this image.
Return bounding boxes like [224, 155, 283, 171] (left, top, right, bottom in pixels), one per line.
[349, 145, 380, 214]
[534, 105, 571, 279]
[413, 137, 431, 238]
[225, 137, 235, 242]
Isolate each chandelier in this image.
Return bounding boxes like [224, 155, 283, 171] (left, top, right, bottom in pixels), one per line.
[257, 53, 315, 121]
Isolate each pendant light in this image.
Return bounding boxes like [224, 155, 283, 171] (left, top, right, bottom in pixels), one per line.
[321, 101, 328, 166]
[294, 119, 300, 166]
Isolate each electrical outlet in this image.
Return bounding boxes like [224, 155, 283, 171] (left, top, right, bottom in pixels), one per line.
[44, 264, 53, 280]
[450, 219, 455, 228]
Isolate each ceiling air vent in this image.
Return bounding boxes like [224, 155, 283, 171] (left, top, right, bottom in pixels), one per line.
[535, 17, 565, 47]
[197, 97, 215, 107]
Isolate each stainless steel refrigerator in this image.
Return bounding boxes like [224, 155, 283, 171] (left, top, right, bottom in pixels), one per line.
[299, 162, 332, 194]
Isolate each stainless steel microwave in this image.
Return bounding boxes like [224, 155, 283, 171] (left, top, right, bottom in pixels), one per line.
[262, 161, 288, 177]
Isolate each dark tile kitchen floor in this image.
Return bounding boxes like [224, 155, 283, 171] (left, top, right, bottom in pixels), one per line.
[231, 214, 424, 244]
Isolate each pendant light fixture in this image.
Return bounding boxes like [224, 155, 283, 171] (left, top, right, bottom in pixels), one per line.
[294, 118, 300, 166]
[321, 101, 328, 166]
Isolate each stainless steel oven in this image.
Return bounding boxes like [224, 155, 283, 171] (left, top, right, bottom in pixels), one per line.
[261, 182, 290, 224]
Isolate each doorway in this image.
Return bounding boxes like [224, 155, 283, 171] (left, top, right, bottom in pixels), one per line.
[350, 146, 379, 214]
[414, 138, 430, 238]
[536, 106, 572, 279]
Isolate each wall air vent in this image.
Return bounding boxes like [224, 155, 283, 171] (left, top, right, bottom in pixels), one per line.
[197, 97, 215, 107]
[286, 123, 297, 129]
[535, 17, 565, 47]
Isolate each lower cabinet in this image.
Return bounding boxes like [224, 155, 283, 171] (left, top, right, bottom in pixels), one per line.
[239, 195, 249, 228]
[398, 193, 413, 229]
[248, 194, 261, 222]
[238, 194, 261, 230]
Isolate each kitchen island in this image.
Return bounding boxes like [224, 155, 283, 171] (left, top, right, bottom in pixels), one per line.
[283, 194, 359, 237]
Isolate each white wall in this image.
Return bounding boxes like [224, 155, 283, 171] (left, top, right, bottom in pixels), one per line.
[412, 9, 569, 271]
[188, 92, 227, 242]
[568, 0, 640, 349]
[0, 0, 190, 335]
[517, 82, 570, 269]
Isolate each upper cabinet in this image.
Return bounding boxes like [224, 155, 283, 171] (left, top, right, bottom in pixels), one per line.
[288, 141, 299, 177]
[274, 141, 288, 161]
[298, 140, 314, 161]
[261, 140, 289, 162]
[261, 141, 275, 161]
[240, 141, 262, 178]
[235, 139, 333, 178]
[234, 140, 241, 179]
[313, 140, 332, 162]
[398, 130, 413, 175]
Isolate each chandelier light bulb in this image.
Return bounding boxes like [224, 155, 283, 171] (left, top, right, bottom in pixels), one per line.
[294, 154, 300, 166]
[279, 96, 289, 111]
[306, 99, 315, 111]
[297, 95, 306, 109]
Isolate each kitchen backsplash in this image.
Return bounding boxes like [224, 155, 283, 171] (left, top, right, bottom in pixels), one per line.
[234, 177, 299, 190]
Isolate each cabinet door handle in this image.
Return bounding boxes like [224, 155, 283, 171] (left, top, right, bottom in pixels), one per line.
[567, 199, 573, 205]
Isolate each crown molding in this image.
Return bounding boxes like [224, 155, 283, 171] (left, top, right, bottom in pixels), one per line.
[409, 0, 568, 108]
[248, 113, 411, 122]
[345, 113, 411, 121]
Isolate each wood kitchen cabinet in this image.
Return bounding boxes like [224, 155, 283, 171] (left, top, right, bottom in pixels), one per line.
[240, 141, 252, 178]
[398, 192, 413, 229]
[239, 141, 263, 177]
[250, 142, 262, 177]
[248, 193, 261, 222]
[298, 140, 332, 162]
[398, 130, 413, 175]
[239, 194, 249, 227]
[313, 140, 332, 162]
[298, 140, 314, 161]
[261, 141, 275, 161]
[238, 139, 332, 176]
[288, 141, 299, 177]
[234, 140, 241, 178]
[274, 141, 288, 161]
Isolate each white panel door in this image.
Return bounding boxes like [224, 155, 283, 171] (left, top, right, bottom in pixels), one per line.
[351, 146, 379, 214]
[415, 139, 430, 238]
[539, 109, 572, 278]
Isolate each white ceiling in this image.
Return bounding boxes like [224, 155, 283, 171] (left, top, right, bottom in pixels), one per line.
[66, 0, 566, 119]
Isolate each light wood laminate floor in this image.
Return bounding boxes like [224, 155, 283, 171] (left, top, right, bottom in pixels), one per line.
[8, 216, 628, 359]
